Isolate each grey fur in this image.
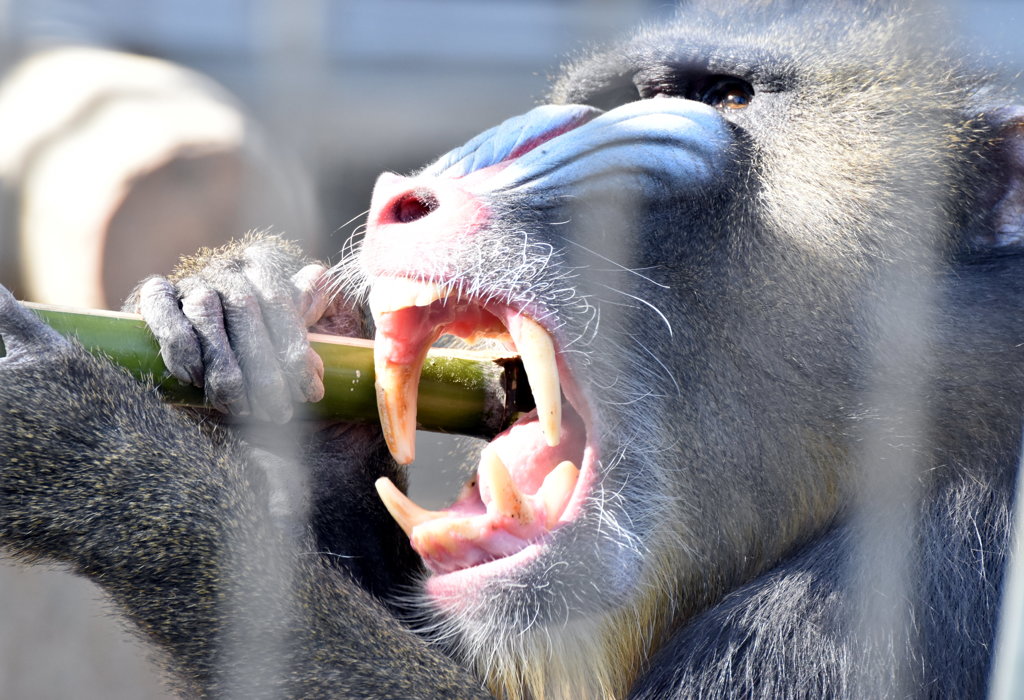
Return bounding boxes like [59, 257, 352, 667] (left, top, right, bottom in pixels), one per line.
[1, 1, 1022, 698]
[0, 281, 488, 698]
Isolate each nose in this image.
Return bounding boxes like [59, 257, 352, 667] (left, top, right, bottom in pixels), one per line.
[368, 172, 441, 229]
[366, 171, 486, 242]
[388, 188, 438, 224]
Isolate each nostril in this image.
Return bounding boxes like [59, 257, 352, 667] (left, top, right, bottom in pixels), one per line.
[392, 189, 439, 224]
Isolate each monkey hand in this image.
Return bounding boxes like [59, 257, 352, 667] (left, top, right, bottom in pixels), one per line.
[127, 234, 364, 423]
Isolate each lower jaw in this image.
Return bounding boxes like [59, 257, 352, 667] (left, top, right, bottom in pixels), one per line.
[422, 442, 599, 609]
[425, 542, 545, 605]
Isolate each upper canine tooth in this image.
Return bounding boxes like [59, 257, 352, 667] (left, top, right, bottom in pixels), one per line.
[516, 316, 562, 447]
[368, 277, 446, 316]
[374, 328, 434, 464]
[537, 461, 580, 528]
[368, 277, 447, 465]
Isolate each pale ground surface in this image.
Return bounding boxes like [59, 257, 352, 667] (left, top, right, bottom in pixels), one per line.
[0, 562, 170, 699]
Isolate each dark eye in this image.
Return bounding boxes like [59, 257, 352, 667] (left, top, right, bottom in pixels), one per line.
[699, 78, 755, 110]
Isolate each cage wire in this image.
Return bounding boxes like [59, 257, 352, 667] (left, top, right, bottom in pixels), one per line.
[0, 0, 1021, 698]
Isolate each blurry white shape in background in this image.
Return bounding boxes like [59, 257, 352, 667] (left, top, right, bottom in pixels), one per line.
[0, 45, 318, 308]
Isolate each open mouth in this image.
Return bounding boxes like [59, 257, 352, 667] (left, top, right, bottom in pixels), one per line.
[368, 276, 596, 577]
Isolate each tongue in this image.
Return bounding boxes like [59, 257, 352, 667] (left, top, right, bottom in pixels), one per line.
[487, 402, 585, 494]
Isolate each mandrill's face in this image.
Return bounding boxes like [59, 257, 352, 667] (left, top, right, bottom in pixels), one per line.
[330, 3, 981, 696]
[356, 96, 735, 620]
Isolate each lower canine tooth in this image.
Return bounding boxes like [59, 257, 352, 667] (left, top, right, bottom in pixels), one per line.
[538, 460, 580, 528]
[375, 477, 446, 537]
[516, 316, 562, 447]
[480, 450, 534, 525]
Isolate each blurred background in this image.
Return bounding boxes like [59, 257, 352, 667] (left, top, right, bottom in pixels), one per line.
[0, 1, 1020, 697]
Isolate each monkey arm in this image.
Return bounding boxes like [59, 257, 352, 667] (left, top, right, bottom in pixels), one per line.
[0, 286, 488, 698]
[126, 232, 428, 599]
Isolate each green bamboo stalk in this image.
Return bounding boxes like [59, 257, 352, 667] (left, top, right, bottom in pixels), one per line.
[15, 302, 530, 439]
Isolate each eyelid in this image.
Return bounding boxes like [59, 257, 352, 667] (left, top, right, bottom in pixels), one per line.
[633, 81, 660, 99]
[636, 82, 682, 100]
[630, 71, 761, 105]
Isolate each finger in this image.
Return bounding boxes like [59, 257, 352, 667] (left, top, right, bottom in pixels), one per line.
[215, 277, 294, 424]
[178, 280, 251, 416]
[248, 263, 325, 405]
[0, 285, 67, 360]
[313, 295, 370, 338]
[292, 263, 332, 327]
[137, 276, 204, 386]
[306, 346, 325, 402]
